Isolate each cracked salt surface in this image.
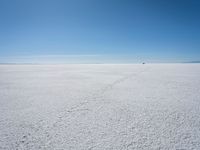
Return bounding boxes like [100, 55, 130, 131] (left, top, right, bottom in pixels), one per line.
[0, 64, 200, 149]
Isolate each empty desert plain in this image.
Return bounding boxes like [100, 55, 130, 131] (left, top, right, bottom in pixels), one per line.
[0, 64, 200, 150]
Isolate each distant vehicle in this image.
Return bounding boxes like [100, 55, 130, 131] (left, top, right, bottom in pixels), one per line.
[142, 62, 145, 64]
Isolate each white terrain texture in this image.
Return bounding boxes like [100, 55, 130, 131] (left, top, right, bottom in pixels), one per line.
[0, 64, 200, 150]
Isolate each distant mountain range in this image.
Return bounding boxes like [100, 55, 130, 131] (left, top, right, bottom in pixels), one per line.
[185, 61, 200, 63]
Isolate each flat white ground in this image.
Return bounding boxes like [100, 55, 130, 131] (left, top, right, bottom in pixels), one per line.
[0, 64, 200, 150]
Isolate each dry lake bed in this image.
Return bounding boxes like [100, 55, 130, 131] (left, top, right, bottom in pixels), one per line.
[0, 64, 200, 150]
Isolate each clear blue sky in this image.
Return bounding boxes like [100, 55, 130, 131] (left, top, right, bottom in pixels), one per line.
[0, 0, 200, 63]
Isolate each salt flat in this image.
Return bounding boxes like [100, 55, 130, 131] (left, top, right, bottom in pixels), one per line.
[0, 64, 200, 150]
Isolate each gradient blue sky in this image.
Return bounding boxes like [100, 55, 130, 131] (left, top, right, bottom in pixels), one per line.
[0, 0, 200, 63]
